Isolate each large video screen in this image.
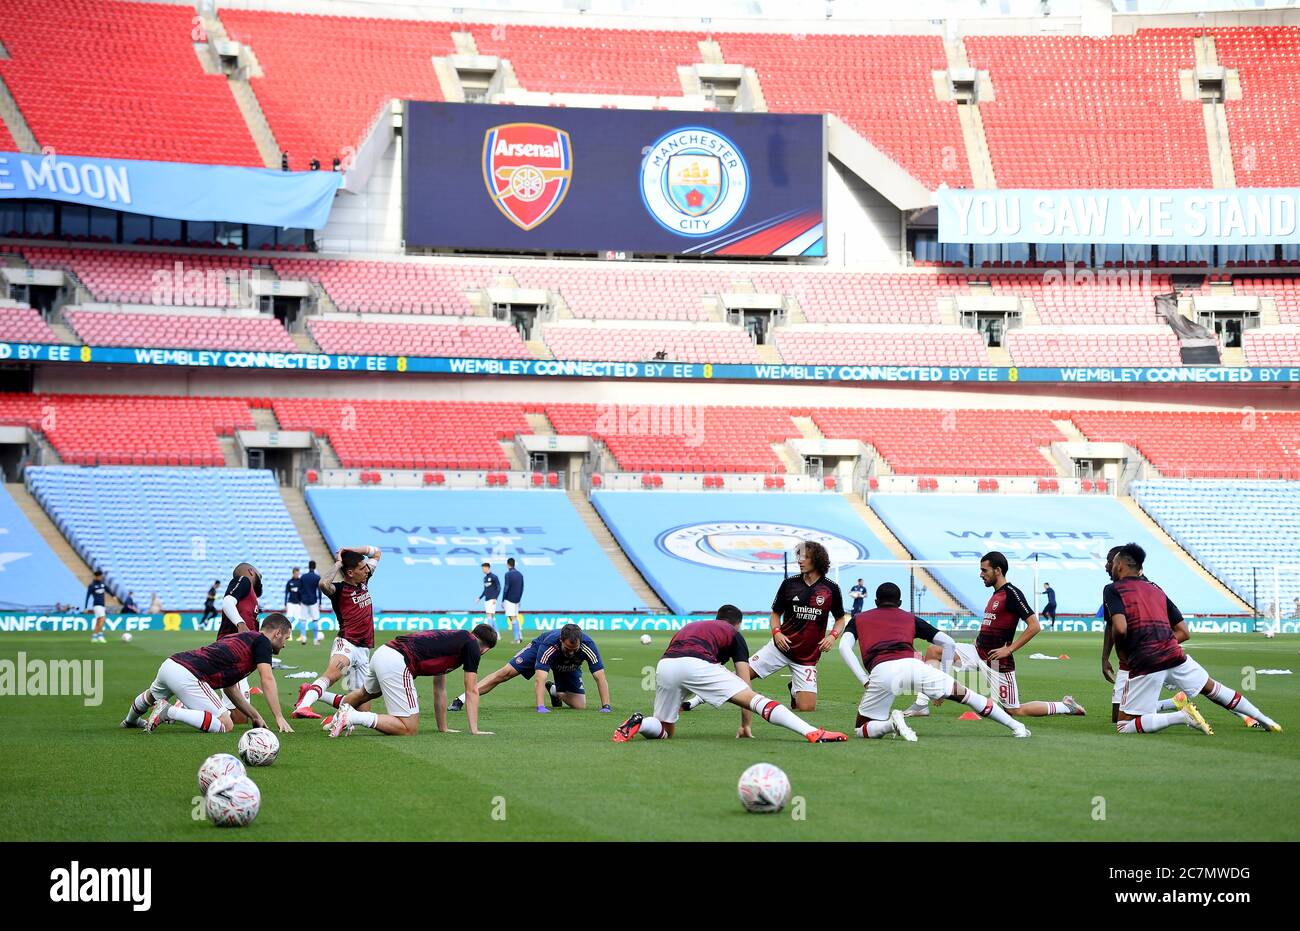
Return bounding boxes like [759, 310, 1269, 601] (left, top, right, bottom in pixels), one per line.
[403, 101, 825, 257]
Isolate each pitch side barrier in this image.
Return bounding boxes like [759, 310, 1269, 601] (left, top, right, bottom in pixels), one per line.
[0, 611, 1279, 634]
[2, 343, 1296, 384]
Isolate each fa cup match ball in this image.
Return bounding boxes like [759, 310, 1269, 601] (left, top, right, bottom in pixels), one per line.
[121, 632, 133, 642]
[237, 727, 280, 766]
[640, 634, 652, 645]
[738, 762, 791, 814]
[205, 774, 261, 827]
[198, 753, 246, 794]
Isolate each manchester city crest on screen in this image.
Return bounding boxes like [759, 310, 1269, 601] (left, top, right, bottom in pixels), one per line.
[655, 521, 865, 573]
[482, 122, 573, 231]
[640, 126, 750, 238]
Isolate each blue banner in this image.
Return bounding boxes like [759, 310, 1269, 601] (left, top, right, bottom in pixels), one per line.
[868, 494, 1242, 616]
[0, 486, 83, 608]
[0, 150, 340, 228]
[303, 488, 644, 612]
[590, 491, 894, 614]
[938, 187, 1300, 245]
[0, 611, 1272, 633]
[7, 341, 1300, 385]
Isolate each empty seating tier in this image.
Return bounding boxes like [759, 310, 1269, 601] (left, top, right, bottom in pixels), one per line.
[272, 399, 528, 470]
[546, 404, 796, 474]
[26, 466, 306, 610]
[749, 272, 963, 325]
[989, 274, 1177, 326]
[774, 329, 988, 366]
[64, 309, 297, 352]
[543, 326, 759, 363]
[24, 248, 258, 305]
[218, 9, 452, 167]
[1071, 410, 1300, 479]
[0, 0, 261, 166]
[470, 24, 700, 98]
[307, 318, 531, 358]
[0, 303, 58, 342]
[0, 393, 253, 465]
[1006, 327, 1182, 367]
[1206, 26, 1300, 187]
[1131, 479, 1300, 611]
[271, 258, 484, 316]
[716, 33, 970, 189]
[965, 33, 1210, 188]
[813, 408, 1064, 476]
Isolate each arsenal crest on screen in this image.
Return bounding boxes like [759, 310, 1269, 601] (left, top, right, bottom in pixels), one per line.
[482, 123, 573, 231]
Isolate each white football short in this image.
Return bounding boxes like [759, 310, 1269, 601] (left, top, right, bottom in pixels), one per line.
[1119, 656, 1210, 716]
[503, 600, 520, 619]
[1112, 669, 1129, 706]
[952, 642, 1020, 708]
[220, 676, 252, 712]
[152, 658, 224, 717]
[92, 605, 106, 619]
[653, 657, 748, 725]
[300, 603, 320, 622]
[483, 599, 497, 618]
[747, 641, 819, 694]
[331, 637, 372, 691]
[365, 644, 418, 718]
[858, 657, 958, 721]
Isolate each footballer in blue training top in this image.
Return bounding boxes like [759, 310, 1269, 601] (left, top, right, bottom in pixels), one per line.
[451, 622, 613, 713]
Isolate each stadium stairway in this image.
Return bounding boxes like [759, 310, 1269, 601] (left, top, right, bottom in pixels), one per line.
[4, 481, 99, 591]
[197, 11, 282, 169]
[1118, 495, 1250, 612]
[846, 493, 964, 613]
[278, 484, 333, 572]
[942, 39, 998, 189]
[218, 437, 243, 468]
[0, 73, 38, 154]
[1195, 35, 1237, 188]
[565, 488, 668, 613]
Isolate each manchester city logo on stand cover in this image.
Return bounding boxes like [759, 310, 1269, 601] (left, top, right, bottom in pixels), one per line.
[656, 522, 866, 573]
[640, 126, 749, 238]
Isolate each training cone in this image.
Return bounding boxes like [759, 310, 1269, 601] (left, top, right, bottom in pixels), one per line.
[958, 711, 981, 721]
[1059, 654, 1070, 660]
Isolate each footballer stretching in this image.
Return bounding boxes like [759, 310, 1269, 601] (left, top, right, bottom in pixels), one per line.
[613, 604, 847, 743]
[123, 614, 294, 734]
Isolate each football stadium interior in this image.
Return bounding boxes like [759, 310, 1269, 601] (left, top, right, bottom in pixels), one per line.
[1, 0, 1298, 849]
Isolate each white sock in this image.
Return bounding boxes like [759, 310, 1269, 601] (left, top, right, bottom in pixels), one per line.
[1204, 682, 1275, 728]
[170, 706, 225, 732]
[125, 691, 153, 724]
[912, 691, 931, 708]
[1116, 711, 1186, 734]
[1156, 698, 1179, 712]
[454, 692, 466, 704]
[1044, 701, 1071, 715]
[348, 709, 379, 729]
[296, 678, 328, 712]
[684, 694, 704, 710]
[856, 720, 895, 739]
[320, 691, 343, 709]
[749, 693, 816, 737]
[961, 689, 1019, 731]
[639, 716, 665, 739]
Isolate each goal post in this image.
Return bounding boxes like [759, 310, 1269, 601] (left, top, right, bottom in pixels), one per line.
[828, 558, 975, 618]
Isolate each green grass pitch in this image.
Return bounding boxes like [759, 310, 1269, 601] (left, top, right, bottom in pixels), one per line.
[2, 630, 1296, 841]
